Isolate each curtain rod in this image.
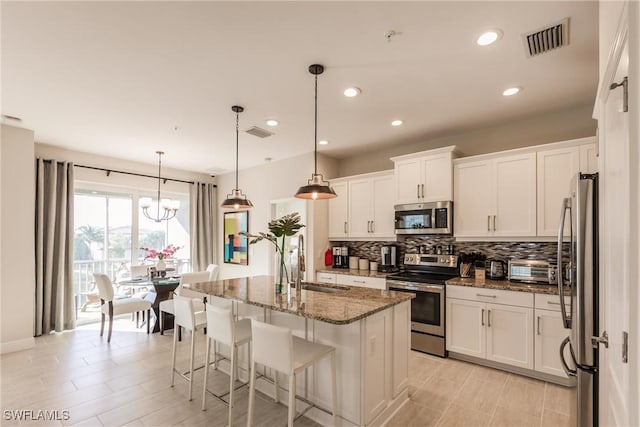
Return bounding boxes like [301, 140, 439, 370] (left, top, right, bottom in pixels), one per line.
[41, 158, 216, 187]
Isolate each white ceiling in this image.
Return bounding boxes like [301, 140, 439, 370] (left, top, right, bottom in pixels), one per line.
[2, 1, 598, 175]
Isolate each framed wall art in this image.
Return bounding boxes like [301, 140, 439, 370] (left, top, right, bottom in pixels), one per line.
[223, 211, 249, 265]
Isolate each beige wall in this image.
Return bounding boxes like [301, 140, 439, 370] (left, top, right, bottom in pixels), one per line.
[217, 153, 337, 280]
[1, 125, 36, 353]
[337, 103, 596, 177]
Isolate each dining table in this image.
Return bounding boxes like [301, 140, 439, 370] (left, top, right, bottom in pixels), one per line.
[118, 276, 181, 333]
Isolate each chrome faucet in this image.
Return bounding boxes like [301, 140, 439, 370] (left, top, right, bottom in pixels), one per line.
[296, 234, 305, 295]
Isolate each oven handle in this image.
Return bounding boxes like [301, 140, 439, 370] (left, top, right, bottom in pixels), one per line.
[387, 281, 444, 292]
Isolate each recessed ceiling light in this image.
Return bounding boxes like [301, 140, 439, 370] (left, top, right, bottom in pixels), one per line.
[477, 29, 503, 46]
[265, 119, 279, 127]
[319, 140, 329, 145]
[391, 120, 403, 126]
[343, 87, 361, 97]
[502, 87, 522, 96]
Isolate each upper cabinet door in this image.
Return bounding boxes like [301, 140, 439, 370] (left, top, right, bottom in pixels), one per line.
[537, 147, 579, 236]
[328, 181, 349, 239]
[348, 178, 373, 238]
[454, 160, 493, 237]
[493, 153, 537, 237]
[422, 153, 453, 202]
[371, 174, 395, 238]
[394, 158, 421, 204]
[579, 143, 598, 173]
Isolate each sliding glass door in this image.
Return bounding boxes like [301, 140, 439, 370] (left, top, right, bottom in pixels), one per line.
[73, 188, 189, 322]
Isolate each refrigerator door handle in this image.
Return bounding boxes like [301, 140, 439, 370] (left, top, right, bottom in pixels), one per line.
[560, 336, 578, 377]
[557, 197, 572, 329]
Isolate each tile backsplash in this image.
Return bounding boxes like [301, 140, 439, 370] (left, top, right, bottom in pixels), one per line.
[331, 236, 565, 265]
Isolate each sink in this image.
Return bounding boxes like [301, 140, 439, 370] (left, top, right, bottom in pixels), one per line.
[301, 284, 346, 294]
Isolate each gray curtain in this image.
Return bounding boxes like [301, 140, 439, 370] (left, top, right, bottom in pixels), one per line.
[35, 158, 75, 335]
[190, 182, 217, 271]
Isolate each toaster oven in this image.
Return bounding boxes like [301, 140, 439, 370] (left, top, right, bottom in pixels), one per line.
[508, 259, 558, 284]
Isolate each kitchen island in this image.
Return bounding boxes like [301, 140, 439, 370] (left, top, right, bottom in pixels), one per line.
[181, 276, 412, 427]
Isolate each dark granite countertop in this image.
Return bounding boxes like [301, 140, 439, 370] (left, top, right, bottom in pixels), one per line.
[182, 275, 413, 325]
[316, 267, 392, 279]
[446, 277, 567, 295]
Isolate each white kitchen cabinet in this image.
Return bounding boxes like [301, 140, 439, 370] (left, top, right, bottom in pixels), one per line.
[370, 175, 395, 238]
[537, 140, 597, 236]
[336, 274, 386, 290]
[534, 294, 573, 378]
[446, 297, 486, 358]
[580, 143, 598, 174]
[391, 146, 458, 204]
[348, 178, 372, 238]
[446, 285, 534, 370]
[328, 180, 349, 239]
[485, 303, 534, 369]
[454, 153, 536, 237]
[329, 171, 395, 240]
[316, 272, 337, 284]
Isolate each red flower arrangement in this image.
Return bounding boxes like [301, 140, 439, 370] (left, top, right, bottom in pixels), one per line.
[140, 244, 181, 260]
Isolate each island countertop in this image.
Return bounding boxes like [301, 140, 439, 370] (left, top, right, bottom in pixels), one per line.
[182, 275, 413, 325]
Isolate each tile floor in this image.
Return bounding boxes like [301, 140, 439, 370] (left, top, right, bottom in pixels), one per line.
[1, 318, 573, 426]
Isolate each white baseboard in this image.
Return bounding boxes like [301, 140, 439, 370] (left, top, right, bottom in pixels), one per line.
[0, 337, 35, 354]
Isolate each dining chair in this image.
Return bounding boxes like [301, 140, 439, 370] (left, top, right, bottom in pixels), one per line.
[201, 303, 252, 426]
[93, 273, 152, 343]
[206, 264, 219, 281]
[159, 271, 210, 336]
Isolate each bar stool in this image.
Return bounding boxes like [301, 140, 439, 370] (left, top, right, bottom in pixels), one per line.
[201, 303, 252, 426]
[247, 319, 337, 427]
[170, 295, 207, 401]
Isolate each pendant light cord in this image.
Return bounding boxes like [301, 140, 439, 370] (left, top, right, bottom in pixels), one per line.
[314, 73, 318, 175]
[235, 111, 239, 190]
[156, 151, 162, 220]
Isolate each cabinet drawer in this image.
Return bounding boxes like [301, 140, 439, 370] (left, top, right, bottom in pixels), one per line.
[336, 274, 386, 290]
[316, 272, 337, 284]
[447, 285, 533, 308]
[535, 293, 570, 312]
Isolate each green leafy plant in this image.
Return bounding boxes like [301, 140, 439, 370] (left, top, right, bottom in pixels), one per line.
[242, 212, 305, 293]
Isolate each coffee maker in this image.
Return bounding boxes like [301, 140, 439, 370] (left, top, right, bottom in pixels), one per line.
[380, 245, 398, 272]
[332, 246, 349, 269]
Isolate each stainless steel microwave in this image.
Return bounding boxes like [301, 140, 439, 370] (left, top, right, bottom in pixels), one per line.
[394, 201, 453, 235]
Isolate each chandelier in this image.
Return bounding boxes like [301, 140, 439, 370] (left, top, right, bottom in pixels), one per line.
[140, 151, 180, 222]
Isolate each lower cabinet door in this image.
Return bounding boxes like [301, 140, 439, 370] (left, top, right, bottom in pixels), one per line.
[534, 308, 572, 378]
[446, 298, 486, 358]
[486, 303, 534, 369]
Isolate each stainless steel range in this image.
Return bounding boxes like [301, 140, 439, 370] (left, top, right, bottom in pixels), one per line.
[386, 253, 459, 357]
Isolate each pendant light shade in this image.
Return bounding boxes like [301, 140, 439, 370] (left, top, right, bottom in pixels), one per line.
[221, 105, 253, 210]
[295, 64, 337, 200]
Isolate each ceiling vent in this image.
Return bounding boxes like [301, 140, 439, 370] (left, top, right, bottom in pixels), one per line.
[522, 18, 569, 58]
[245, 126, 274, 139]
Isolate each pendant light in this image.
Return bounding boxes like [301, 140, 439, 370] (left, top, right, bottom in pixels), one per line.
[140, 151, 180, 222]
[294, 64, 337, 200]
[221, 105, 253, 210]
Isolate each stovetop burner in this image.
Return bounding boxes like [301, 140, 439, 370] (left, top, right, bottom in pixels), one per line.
[386, 271, 457, 285]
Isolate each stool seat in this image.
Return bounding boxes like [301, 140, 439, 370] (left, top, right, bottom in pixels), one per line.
[247, 319, 337, 427]
[292, 336, 334, 372]
[201, 304, 253, 426]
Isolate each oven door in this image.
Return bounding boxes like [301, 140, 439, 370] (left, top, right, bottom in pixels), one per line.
[387, 280, 445, 336]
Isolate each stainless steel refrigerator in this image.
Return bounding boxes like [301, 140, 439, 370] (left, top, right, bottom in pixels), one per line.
[557, 172, 599, 427]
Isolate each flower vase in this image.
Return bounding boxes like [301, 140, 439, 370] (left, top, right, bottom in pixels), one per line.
[274, 251, 289, 295]
[156, 259, 166, 272]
